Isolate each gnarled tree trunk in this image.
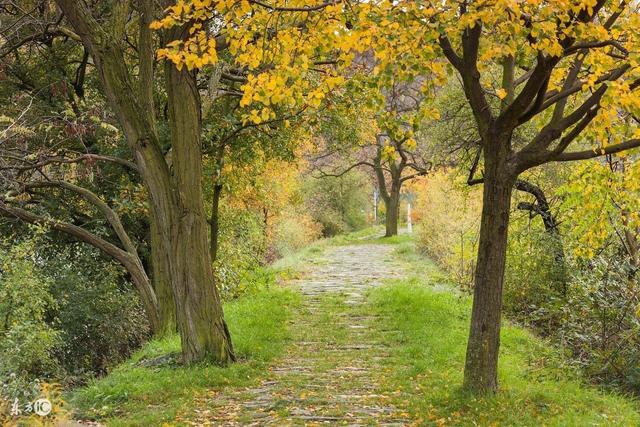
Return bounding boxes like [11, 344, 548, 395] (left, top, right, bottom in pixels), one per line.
[55, 0, 234, 363]
[150, 215, 175, 335]
[165, 58, 235, 364]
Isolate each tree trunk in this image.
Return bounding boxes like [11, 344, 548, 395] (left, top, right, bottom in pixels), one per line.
[54, 0, 235, 363]
[150, 214, 175, 335]
[463, 148, 514, 394]
[165, 60, 235, 364]
[385, 179, 400, 237]
[210, 143, 225, 263]
[210, 183, 223, 262]
[123, 256, 162, 334]
[373, 142, 400, 237]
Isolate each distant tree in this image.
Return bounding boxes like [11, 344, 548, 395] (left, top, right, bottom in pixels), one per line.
[314, 70, 434, 236]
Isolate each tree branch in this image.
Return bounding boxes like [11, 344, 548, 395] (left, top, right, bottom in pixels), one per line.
[248, 0, 340, 12]
[22, 180, 138, 255]
[0, 200, 132, 266]
[553, 139, 640, 162]
[0, 153, 139, 173]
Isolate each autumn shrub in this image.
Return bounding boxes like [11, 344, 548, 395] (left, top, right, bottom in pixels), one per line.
[214, 208, 268, 299]
[303, 171, 371, 237]
[414, 171, 481, 289]
[272, 209, 323, 258]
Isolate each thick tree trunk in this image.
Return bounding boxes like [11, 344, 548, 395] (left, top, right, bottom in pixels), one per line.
[150, 214, 175, 335]
[385, 180, 400, 237]
[165, 61, 235, 364]
[463, 147, 514, 394]
[54, 1, 235, 363]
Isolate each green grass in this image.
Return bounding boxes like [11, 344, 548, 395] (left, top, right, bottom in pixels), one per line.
[70, 287, 301, 426]
[68, 230, 640, 426]
[367, 242, 640, 426]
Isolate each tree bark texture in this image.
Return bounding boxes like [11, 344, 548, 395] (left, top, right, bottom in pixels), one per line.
[385, 178, 401, 237]
[54, 0, 234, 363]
[463, 142, 514, 394]
[150, 214, 176, 335]
[164, 58, 235, 364]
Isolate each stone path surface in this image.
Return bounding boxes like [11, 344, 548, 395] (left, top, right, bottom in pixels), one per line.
[186, 243, 412, 426]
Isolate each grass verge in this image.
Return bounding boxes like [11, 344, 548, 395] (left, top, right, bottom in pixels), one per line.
[368, 242, 640, 426]
[69, 287, 301, 426]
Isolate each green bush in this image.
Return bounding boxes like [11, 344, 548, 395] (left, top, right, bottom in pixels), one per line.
[503, 226, 567, 332]
[559, 256, 640, 392]
[504, 225, 640, 393]
[0, 239, 61, 401]
[214, 208, 268, 299]
[1, 238, 151, 397]
[50, 263, 149, 382]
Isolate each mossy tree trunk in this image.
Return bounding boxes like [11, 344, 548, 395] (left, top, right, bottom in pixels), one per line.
[55, 0, 234, 363]
[150, 215, 176, 336]
[164, 53, 235, 363]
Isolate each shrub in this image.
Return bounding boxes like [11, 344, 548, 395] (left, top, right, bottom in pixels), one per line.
[50, 263, 149, 382]
[272, 209, 322, 258]
[0, 239, 61, 399]
[558, 256, 640, 391]
[1, 238, 150, 392]
[504, 219, 640, 392]
[214, 208, 268, 299]
[303, 171, 371, 237]
[503, 223, 567, 332]
[414, 171, 481, 289]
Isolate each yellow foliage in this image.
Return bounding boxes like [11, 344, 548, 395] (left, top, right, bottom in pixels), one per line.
[559, 157, 640, 260]
[413, 171, 482, 288]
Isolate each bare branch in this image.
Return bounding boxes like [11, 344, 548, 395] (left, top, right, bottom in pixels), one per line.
[22, 180, 138, 255]
[553, 139, 640, 162]
[248, 0, 340, 12]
